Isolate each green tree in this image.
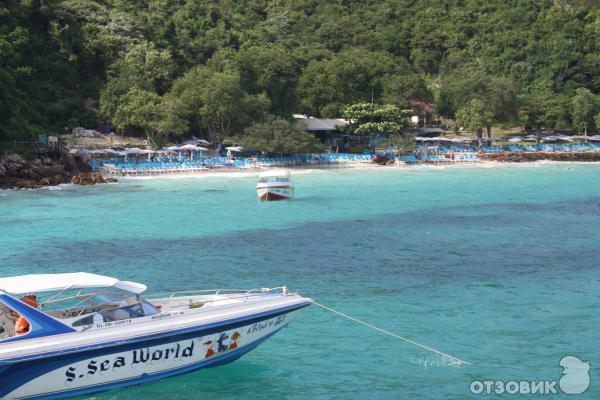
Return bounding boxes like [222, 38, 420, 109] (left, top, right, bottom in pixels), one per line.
[238, 118, 325, 155]
[170, 66, 270, 141]
[343, 103, 411, 136]
[296, 48, 401, 117]
[572, 88, 598, 134]
[455, 99, 494, 139]
[439, 68, 519, 135]
[112, 87, 186, 148]
[237, 45, 300, 116]
[100, 41, 175, 118]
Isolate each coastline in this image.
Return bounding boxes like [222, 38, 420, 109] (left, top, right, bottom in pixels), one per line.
[111, 160, 600, 181]
[2, 160, 599, 190]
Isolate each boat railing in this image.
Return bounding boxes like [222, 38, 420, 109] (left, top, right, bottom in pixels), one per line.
[148, 286, 290, 301]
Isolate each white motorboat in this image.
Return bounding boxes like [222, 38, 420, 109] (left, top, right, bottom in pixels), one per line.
[256, 170, 294, 201]
[0, 273, 310, 399]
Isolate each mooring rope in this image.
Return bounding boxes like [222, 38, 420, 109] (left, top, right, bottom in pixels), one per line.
[311, 300, 472, 366]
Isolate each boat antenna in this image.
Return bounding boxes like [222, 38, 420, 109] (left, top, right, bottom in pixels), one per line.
[311, 300, 472, 366]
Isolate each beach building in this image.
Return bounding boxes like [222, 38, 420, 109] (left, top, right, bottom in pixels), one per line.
[295, 115, 369, 153]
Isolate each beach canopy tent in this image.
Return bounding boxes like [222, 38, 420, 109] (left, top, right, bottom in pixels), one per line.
[68, 148, 90, 155]
[103, 149, 127, 156]
[89, 149, 111, 154]
[124, 147, 146, 154]
[415, 136, 475, 143]
[542, 135, 572, 142]
[180, 144, 208, 151]
[0, 272, 147, 295]
[415, 136, 451, 142]
[450, 137, 476, 143]
[183, 139, 211, 145]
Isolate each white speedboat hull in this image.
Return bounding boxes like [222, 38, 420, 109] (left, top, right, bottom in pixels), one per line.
[256, 185, 293, 201]
[0, 305, 307, 399]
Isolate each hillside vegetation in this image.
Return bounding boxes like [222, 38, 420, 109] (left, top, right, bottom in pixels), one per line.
[1, 0, 599, 143]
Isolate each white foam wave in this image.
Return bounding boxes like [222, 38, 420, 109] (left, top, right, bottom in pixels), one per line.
[411, 354, 465, 367]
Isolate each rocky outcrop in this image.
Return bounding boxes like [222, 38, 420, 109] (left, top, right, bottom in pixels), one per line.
[0, 152, 115, 189]
[70, 172, 116, 185]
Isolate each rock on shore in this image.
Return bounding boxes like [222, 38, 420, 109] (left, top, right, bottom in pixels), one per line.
[0, 153, 115, 189]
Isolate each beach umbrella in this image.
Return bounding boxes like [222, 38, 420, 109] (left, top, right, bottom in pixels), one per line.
[508, 137, 522, 142]
[167, 145, 182, 151]
[523, 135, 538, 141]
[451, 137, 476, 143]
[557, 135, 573, 142]
[125, 147, 145, 154]
[587, 135, 600, 141]
[196, 139, 211, 145]
[181, 144, 200, 150]
[543, 135, 572, 142]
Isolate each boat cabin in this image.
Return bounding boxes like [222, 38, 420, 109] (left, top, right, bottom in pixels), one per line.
[257, 170, 291, 184]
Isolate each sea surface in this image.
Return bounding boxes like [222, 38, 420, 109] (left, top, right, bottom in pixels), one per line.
[1, 163, 599, 399]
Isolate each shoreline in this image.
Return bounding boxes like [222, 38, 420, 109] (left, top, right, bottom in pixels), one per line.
[112, 160, 600, 180]
[2, 160, 600, 190]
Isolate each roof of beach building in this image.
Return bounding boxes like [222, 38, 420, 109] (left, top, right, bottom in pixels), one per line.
[295, 116, 349, 131]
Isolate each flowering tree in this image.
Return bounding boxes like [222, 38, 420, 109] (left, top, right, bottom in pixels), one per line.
[342, 103, 412, 135]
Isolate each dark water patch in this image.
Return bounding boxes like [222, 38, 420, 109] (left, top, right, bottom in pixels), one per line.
[2, 206, 595, 294]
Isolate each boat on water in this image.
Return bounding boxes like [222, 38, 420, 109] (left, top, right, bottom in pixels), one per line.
[256, 170, 294, 201]
[0, 273, 310, 399]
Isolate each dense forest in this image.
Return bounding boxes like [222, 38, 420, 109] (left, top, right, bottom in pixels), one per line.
[1, 0, 599, 145]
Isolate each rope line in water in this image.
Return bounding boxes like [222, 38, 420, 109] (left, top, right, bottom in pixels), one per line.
[311, 300, 472, 366]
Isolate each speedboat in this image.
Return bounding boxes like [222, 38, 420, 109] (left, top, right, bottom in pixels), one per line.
[0, 273, 311, 399]
[256, 170, 294, 201]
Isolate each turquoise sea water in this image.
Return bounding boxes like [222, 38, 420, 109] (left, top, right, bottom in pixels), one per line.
[1, 163, 599, 399]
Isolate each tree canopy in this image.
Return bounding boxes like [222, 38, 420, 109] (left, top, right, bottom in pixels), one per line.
[1, 0, 599, 142]
[238, 118, 326, 155]
[343, 103, 412, 136]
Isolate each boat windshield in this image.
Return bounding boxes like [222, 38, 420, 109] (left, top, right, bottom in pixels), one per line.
[36, 288, 159, 327]
[258, 176, 289, 183]
[70, 296, 158, 327]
